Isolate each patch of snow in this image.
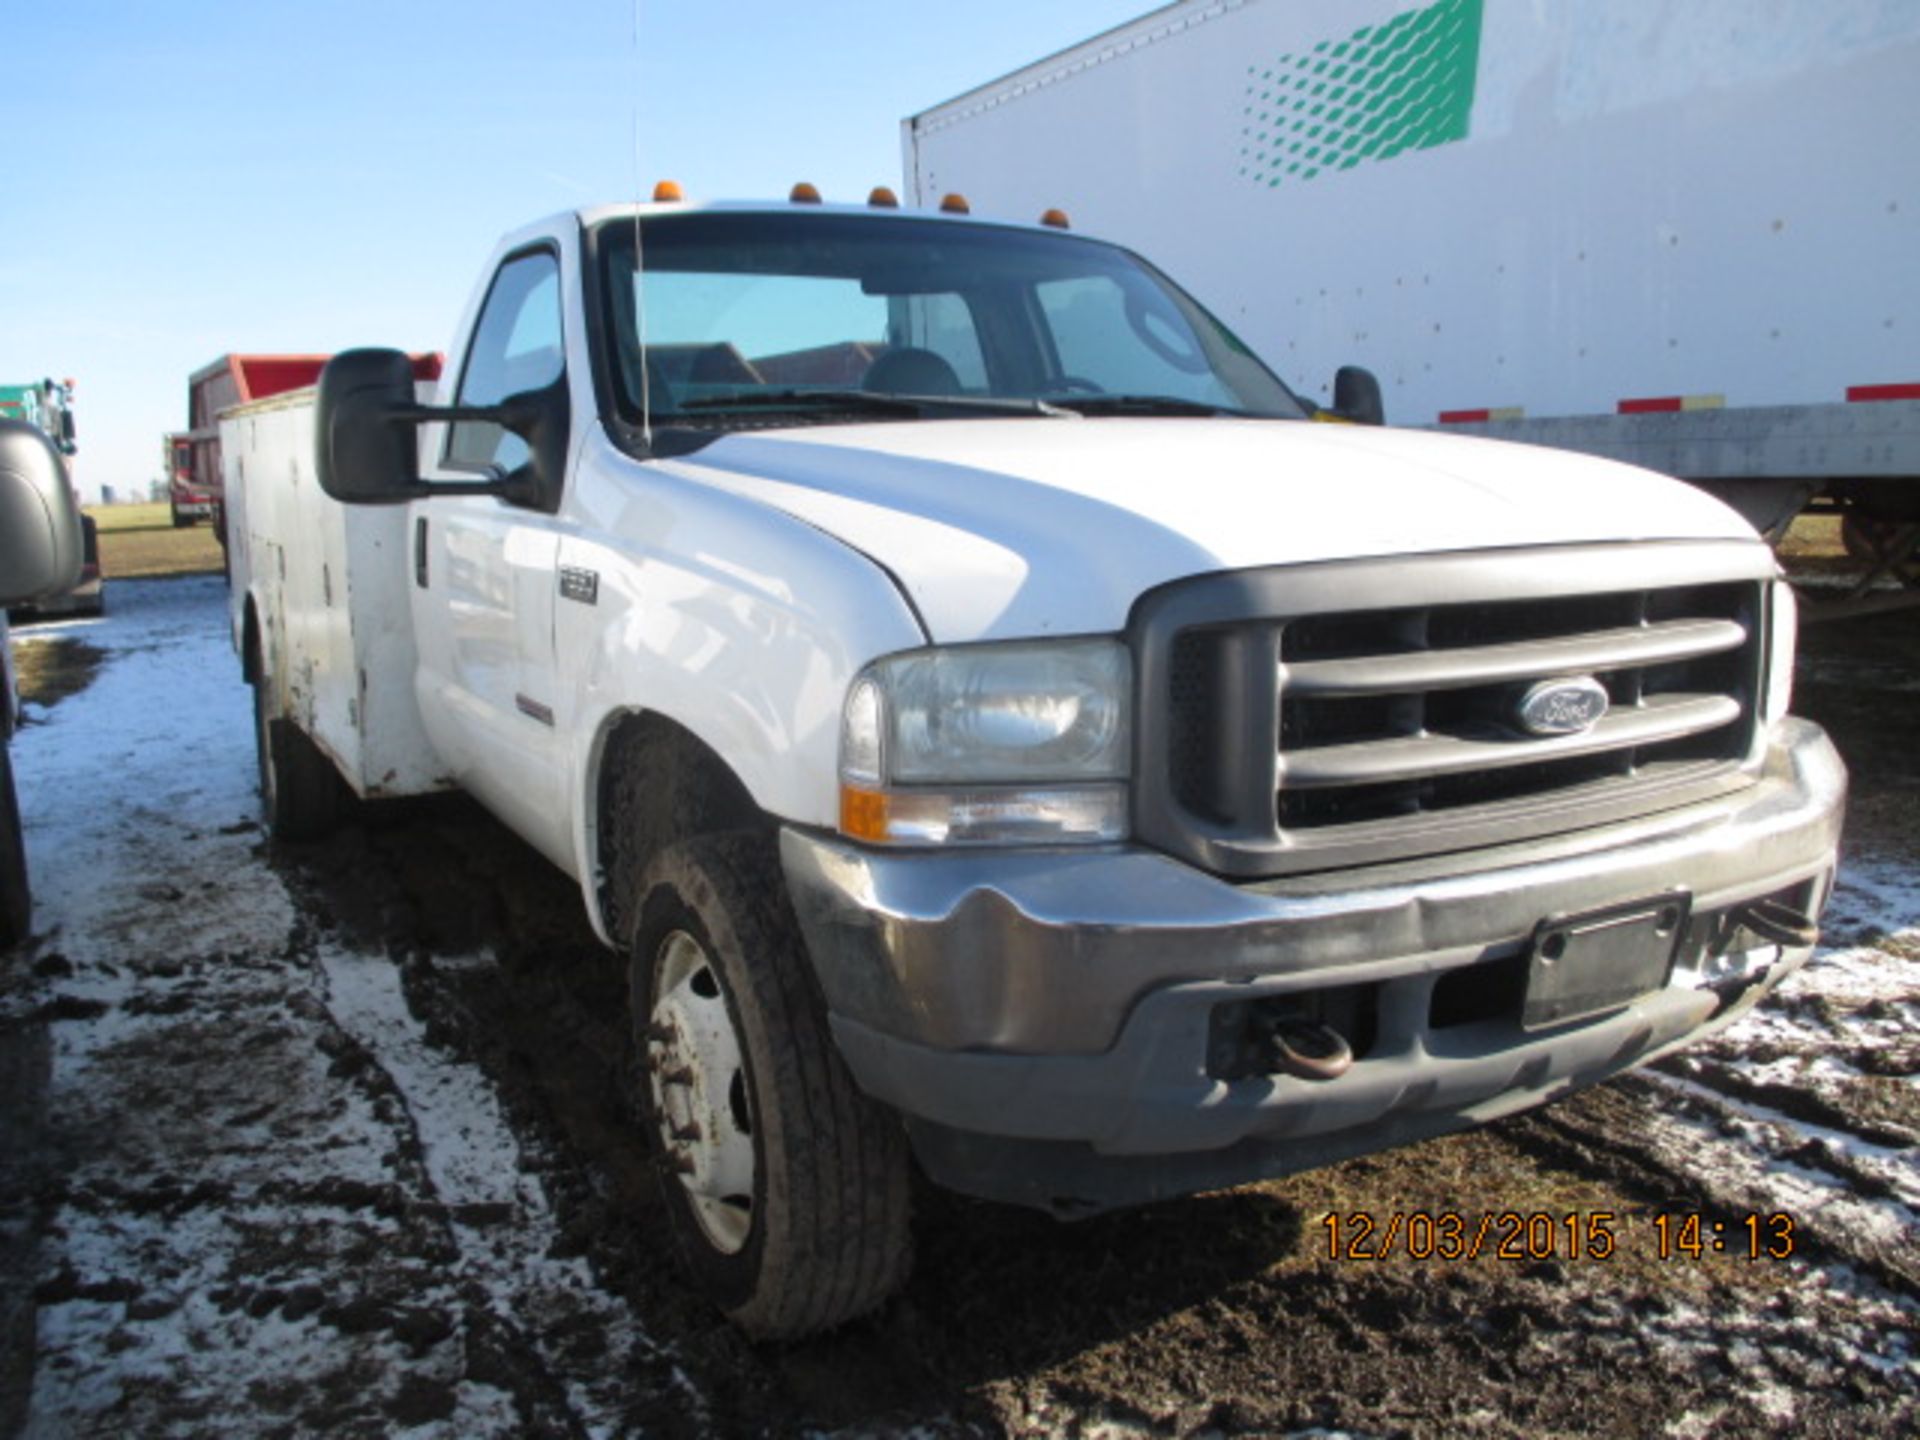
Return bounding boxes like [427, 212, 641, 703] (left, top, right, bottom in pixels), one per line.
[1662, 1409, 1723, 1440]
[1629, 1076, 1915, 1257]
[1748, 1380, 1799, 1424]
[318, 948, 541, 1213]
[1653, 1073, 1920, 1221]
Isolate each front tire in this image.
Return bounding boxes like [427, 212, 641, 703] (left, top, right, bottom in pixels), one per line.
[250, 654, 340, 841]
[630, 833, 912, 1338]
[0, 746, 31, 949]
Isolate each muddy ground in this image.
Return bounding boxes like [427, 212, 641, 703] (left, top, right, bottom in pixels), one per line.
[1, 573, 1915, 1438]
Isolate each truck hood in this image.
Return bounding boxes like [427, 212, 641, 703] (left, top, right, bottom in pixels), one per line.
[666, 418, 1761, 643]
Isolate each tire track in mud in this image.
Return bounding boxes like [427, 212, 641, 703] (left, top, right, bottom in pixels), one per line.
[304, 930, 703, 1437]
[274, 811, 822, 1435]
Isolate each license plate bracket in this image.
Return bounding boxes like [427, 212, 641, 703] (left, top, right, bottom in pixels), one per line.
[1523, 893, 1691, 1030]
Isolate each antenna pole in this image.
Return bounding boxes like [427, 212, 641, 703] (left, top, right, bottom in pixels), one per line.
[631, 0, 652, 448]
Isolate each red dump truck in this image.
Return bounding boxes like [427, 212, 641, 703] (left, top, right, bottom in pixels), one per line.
[169, 355, 336, 536]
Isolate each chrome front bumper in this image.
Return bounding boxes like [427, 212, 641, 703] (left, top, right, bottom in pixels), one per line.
[781, 718, 1845, 1209]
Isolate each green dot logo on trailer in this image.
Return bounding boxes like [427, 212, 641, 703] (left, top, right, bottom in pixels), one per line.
[1239, 0, 1482, 186]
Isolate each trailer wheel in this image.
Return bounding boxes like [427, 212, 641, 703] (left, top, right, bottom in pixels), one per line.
[629, 832, 912, 1338]
[1841, 515, 1920, 585]
[1841, 514, 1880, 563]
[0, 746, 31, 950]
[250, 658, 340, 841]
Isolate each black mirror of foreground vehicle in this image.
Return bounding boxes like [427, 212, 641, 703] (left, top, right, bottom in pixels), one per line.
[1331, 365, 1385, 426]
[0, 419, 84, 606]
[316, 349, 562, 509]
[315, 349, 431, 503]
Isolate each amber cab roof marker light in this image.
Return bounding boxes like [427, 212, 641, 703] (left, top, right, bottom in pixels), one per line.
[939, 193, 971, 214]
[1040, 208, 1071, 229]
[790, 182, 823, 204]
[651, 179, 684, 203]
[868, 186, 900, 208]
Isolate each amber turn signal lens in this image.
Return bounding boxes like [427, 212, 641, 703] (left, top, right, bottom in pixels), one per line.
[790, 182, 823, 204]
[868, 186, 900, 208]
[1039, 208, 1070, 229]
[839, 784, 890, 842]
[652, 179, 684, 202]
[939, 192, 971, 214]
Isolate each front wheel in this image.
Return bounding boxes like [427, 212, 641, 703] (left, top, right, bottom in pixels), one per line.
[630, 833, 912, 1338]
[0, 746, 31, 949]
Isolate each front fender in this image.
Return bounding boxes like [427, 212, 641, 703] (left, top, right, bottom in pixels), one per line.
[557, 430, 926, 938]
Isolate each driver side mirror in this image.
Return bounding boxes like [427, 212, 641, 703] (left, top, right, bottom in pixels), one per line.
[314, 348, 568, 510]
[0, 420, 84, 605]
[1329, 365, 1385, 426]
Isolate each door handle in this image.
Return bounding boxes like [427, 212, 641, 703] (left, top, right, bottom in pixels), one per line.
[414, 517, 429, 587]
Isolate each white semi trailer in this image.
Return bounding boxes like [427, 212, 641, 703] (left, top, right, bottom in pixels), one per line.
[905, 0, 1920, 584]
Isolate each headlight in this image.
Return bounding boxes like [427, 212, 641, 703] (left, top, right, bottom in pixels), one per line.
[1765, 578, 1797, 723]
[838, 638, 1131, 845]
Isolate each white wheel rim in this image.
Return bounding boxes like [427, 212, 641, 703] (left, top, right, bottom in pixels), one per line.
[647, 929, 756, 1254]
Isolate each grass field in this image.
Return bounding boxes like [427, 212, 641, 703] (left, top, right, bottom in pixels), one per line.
[87, 502, 224, 579]
[1776, 511, 1844, 559]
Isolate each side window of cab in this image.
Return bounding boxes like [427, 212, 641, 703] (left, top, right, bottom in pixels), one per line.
[447, 249, 563, 473]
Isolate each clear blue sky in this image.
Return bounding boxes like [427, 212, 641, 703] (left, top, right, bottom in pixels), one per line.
[1, 0, 1152, 502]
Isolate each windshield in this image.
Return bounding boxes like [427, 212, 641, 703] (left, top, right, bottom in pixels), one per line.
[594, 211, 1306, 429]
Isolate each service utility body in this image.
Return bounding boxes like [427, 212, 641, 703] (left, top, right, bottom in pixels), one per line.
[225, 194, 1845, 1338]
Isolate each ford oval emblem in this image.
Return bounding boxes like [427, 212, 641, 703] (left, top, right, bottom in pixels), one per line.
[1517, 677, 1610, 736]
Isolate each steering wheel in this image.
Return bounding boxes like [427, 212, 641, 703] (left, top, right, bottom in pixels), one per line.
[1125, 293, 1209, 375]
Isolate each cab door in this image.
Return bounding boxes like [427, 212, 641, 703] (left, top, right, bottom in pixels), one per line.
[410, 247, 573, 866]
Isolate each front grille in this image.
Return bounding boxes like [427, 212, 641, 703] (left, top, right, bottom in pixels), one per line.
[1133, 543, 1774, 878]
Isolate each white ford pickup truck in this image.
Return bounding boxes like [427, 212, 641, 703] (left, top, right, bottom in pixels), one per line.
[226, 195, 1845, 1338]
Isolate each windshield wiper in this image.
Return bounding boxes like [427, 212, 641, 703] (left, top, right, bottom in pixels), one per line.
[1045, 394, 1255, 418]
[676, 388, 1072, 418]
